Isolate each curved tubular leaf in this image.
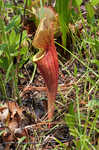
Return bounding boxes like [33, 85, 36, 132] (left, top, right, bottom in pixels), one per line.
[32, 12, 59, 124]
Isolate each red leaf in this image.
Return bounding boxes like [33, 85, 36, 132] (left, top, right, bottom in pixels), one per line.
[36, 34, 58, 121]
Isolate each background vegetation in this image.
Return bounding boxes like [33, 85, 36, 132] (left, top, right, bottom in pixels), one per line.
[0, 0, 99, 149]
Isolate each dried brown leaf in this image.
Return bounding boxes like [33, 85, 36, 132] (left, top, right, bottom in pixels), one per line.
[8, 119, 18, 132]
[0, 103, 9, 122]
[8, 101, 23, 120]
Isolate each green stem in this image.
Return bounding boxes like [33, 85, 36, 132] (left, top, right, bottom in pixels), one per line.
[29, 63, 37, 85]
[0, 73, 7, 99]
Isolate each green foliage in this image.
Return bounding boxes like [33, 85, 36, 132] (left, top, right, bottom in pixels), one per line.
[86, 99, 99, 108]
[86, 2, 95, 23]
[75, 0, 82, 7]
[5, 16, 21, 32]
[55, 0, 70, 47]
[0, 0, 29, 99]
[57, 0, 99, 146]
[90, 0, 99, 5]
[16, 136, 26, 150]
[55, 0, 82, 47]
